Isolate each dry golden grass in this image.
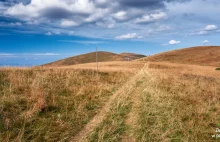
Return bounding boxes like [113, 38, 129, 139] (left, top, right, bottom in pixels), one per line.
[0, 67, 131, 141]
[80, 61, 220, 141]
[134, 62, 220, 141]
[1, 60, 220, 142]
[58, 61, 145, 73]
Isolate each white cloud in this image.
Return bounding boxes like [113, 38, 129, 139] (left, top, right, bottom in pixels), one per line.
[45, 30, 76, 36]
[4, 0, 97, 25]
[0, 53, 59, 57]
[169, 40, 181, 45]
[4, 0, 218, 41]
[33, 53, 59, 56]
[96, 21, 115, 28]
[9, 22, 22, 26]
[68, 31, 75, 35]
[0, 53, 14, 56]
[204, 25, 217, 31]
[115, 33, 143, 40]
[112, 11, 127, 21]
[0, 21, 22, 27]
[190, 30, 209, 36]
[45, 32, 52, 36]
[203, 40, 209, 45]
[5, 0, 96, 17]
[156, 25, 171, 32]
[135, 12, 167, 24]
[61, 20, 79, 27]
[2, 0, 174, 40]
[59, 40, 106, 45]
[53, 31, 61, 35]
[190, 25, 218, 36]
[84, 8, 109, 23]
[96, 17, 116, 28]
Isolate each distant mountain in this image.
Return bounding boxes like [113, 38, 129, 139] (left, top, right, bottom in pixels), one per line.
[138, 46, 220, 66]
[44, 51, 146, 67]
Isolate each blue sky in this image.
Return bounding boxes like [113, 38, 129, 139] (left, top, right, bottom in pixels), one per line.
[0, 0, 220, 66]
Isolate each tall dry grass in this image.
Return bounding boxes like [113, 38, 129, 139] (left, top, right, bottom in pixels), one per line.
[0, 67, 131, 141]
[58, 61, 145, 73]
[135, 62, 220, 141]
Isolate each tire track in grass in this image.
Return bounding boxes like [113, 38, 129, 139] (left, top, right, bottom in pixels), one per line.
[122, 79, 146, 142]
[122, 64, 150, 142]
[72, 65, 147, 142]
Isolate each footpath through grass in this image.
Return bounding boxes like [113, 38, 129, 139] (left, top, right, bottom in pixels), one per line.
[86, 68, 145, 142]
[87, 67, 147, 142]
[1, 62, 219, 142]
[86, 63, 220, 142]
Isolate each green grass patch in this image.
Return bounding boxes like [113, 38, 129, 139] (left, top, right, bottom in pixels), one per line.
[215, 68, 220, 70]
[88, 100, 131, 142]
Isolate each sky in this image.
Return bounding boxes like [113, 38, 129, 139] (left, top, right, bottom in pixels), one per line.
[0, 0, 220, 66]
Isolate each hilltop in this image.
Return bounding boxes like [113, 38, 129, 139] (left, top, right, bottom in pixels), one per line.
[44, 51, 146, 67]
[139, 46, 220, 66]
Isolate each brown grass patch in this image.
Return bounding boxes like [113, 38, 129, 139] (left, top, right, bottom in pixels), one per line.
[135, 62, 220, 141]
[0, 67, 131, 141]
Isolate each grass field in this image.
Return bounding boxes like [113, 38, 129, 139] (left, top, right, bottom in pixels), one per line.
[0, 60, 220, 142]
[0, 67, 132, 141]
[74, 62, 219, 142]
[134, 62, 220, 141]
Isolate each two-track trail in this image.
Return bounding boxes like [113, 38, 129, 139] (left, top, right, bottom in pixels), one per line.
[121, 63, 150, 142]
[71, 64, 149, 142]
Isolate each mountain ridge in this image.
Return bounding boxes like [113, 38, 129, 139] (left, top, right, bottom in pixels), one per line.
[44, 51, 146, 67]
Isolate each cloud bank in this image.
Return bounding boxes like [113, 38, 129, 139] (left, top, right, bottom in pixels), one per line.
[1, 0, 220, 46]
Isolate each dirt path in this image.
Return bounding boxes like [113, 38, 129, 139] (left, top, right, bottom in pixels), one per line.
[71, 85, 120, 142]
[71, 65, 148, 142]
[122, 86, 143, 142]
[122, 64, 149, 142]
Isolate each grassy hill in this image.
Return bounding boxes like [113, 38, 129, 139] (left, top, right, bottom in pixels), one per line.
[44, 51, 146, 67]
[119, 52, 146, 59]
[139, 46, 220, 66]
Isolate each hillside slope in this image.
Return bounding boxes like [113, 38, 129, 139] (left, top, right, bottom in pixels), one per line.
[139, 46, 220, 66]
[44, 51, 146, 67]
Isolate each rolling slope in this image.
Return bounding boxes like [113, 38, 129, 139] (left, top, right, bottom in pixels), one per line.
[139, 46, 220, 66]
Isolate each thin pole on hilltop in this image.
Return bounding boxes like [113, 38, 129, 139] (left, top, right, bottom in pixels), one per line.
[96, 46, 99, 74]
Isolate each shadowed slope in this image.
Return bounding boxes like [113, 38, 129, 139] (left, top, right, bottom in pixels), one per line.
[120, 53, 146, 60]
[138, 46, 220, 66]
